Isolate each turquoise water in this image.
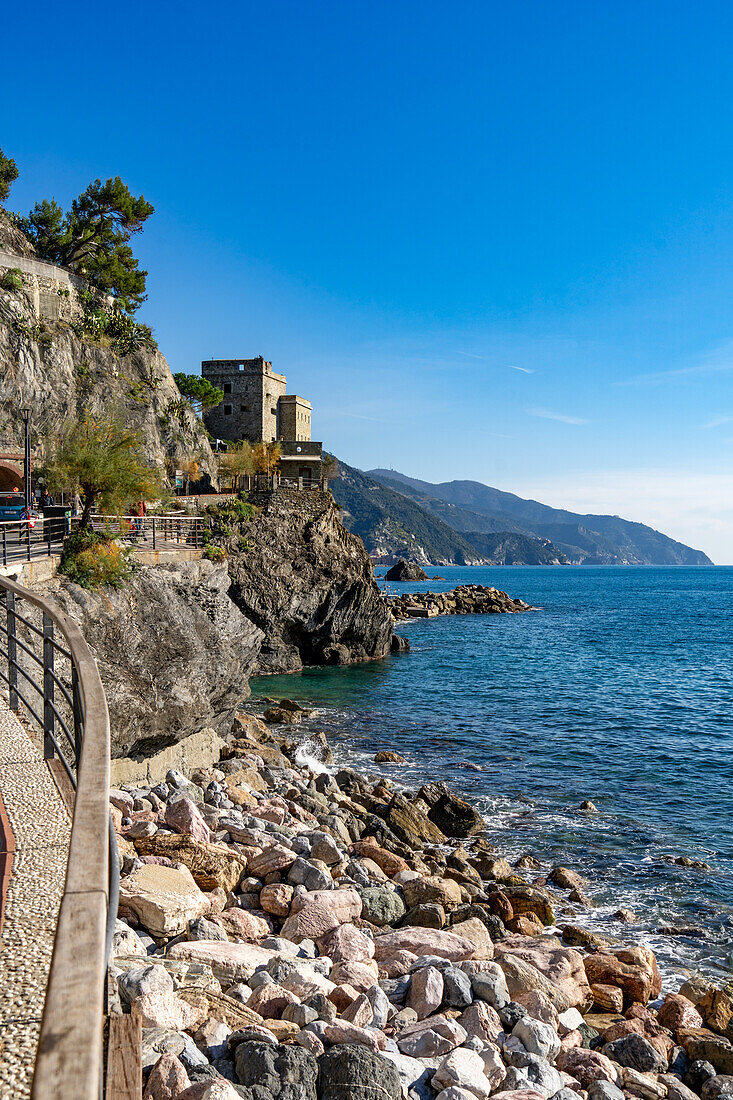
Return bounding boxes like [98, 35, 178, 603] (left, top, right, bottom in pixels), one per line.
[250, 566, 733, 984]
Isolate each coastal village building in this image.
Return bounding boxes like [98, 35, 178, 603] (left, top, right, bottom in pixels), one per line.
[201, 356, 323, 483]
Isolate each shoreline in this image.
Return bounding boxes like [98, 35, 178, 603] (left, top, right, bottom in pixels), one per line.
[110, 702, 733, 1100]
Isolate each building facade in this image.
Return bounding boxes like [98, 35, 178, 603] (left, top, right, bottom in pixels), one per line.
[201, 357, 322, 482]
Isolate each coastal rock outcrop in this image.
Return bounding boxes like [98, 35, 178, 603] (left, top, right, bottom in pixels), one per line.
[44, 560, 262, 757]
[223, 490, 394, 672]
[385, 559, 429, 581]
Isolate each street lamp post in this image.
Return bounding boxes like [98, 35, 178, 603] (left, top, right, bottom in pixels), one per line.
[20, 408, 31, 510]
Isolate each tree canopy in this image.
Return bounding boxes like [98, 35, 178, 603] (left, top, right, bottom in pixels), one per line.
[174, 373, 224, 416]
[42, 412, 161, 526]
[20, 177, 154, 313]
[0, 148, 18, 204]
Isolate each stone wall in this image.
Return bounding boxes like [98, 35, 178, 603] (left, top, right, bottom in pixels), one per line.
[202, 357, 287, 443]
[0, 249, 86, 324]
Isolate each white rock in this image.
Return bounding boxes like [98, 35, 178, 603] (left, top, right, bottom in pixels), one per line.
[557, 1008, 584, 1037]
[433, 1047, 493, 1099]
[119, 864, 209, 937]
[513, 1018, 561, 1062]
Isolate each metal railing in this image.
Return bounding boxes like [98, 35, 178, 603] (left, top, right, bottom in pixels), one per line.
[90, 513, 205, 550]
[0, 515, 78, 567]
[0, 573, 113, 1100]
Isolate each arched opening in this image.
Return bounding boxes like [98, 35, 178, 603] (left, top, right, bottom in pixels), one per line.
[0, 462, 23, 492]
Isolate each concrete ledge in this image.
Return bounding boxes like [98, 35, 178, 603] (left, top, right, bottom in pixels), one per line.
[0, 556, 60, 584]
[132, 548, 203, 565]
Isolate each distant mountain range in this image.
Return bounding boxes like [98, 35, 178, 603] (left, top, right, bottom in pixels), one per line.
[329, 459, 713, 566]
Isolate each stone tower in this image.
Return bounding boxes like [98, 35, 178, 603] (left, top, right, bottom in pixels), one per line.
[201, 357, 287, 443]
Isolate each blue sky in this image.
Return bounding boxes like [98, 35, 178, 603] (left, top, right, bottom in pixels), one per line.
[4, 1, 733, 560]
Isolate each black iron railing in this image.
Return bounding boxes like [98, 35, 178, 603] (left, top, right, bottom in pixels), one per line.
[0, 515, 77, 567]
[0, 573, 114, 1099]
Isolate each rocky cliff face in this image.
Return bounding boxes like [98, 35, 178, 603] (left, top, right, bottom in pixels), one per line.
[0, 211, 216, 483]
[46, 561, 262, 757]
[223, 490, 394, 673]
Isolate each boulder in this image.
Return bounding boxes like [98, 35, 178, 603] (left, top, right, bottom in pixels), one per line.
[318, 1044, 403, 1100]
[280, 901, 340, 943]
[350, 839, 410, 878]
[385, 560, 428, 581]
[131, 990, 207, 1031]
[248, 844, 298, 877]
[432, 1048, 494, 1098]
[584, 947, 662, 1008]
[119, 865, 209, 937]
[134, 834, 248, 893]
[374, 927, 476, 964]
[495, 938, 593, 1011]
[602, 1033, 668, 1073]
[233, 1039, 318, 1098]
[143, 1052, 190, 1100]
[385, 793, 446, 847]
[418, 783, 485, 838]
[359, 886, 406, 927]
[403, 875, 463, 911]
[459, 1001, 504, 1044]
[167, 940, 286, 983]
[409, 965, 444, 1019]
[679, 1030, 733, 1075]
[290, 889, 362, 922]
[164, 797, 211, 844]
[318, 924, 375, 964]
[451, 918, 494, 960]
[556, 1048, 619, 1088]
[397, 1015, 468, 1058]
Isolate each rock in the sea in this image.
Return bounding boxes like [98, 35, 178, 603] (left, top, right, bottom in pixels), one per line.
[418, 782, 485, 838]
[385, 559, 429, 581]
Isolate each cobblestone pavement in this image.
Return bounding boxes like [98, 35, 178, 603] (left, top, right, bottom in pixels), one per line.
[0, 697, 70, 1099]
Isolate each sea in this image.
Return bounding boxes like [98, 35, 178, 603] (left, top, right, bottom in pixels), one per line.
[249, 565, 733, 988]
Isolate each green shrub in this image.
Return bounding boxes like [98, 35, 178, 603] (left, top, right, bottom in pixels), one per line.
[0, 267, 23, 292]
[203, 545, 227, 563]
[60, 527, 133, 589]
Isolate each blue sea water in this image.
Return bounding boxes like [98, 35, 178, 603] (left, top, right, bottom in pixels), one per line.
[250, 566, 733, 985]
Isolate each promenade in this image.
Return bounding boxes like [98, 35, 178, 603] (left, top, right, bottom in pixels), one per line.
[0, 697, 70, 1098]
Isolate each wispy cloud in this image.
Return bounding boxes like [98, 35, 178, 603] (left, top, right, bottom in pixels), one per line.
[509, 365, 535, 374]
[619, 341, 733, 386]
[455, 350, 489, 360]
[702, 415, 733, 429]
[527, 406, 589, 425]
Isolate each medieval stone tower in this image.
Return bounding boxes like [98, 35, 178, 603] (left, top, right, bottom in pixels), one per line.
[201, 356, 322, 482]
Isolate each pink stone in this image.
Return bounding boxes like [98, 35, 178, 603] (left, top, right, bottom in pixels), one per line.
[458, 1001, 503, 1045]
[379, 949, 418, 978]
[290, 888, 362, 923]
[214, 908, 271, 940]
[556, 1047, 619, 1086]
[247, 982, 299, 1018]
[560, 1030, 583, 1050]
[280, 900, 340, 943]
[247, 844, 298, 876]
[131, 990, 206, 1031]
[164, 797, 211, 844]
[318, 923, 375, 964]
[409, 965, 444, 1020]
[340, 993, 373, 1027]
[259, 883, 293, 917]
[110, 789, 134, 816]
[322, 1021, 385, 1051]
[143, 1053, 191, 1100]
[329, 960, 380, 992]
[329, 983, 361, 1011]
[374, 927, 476, 964]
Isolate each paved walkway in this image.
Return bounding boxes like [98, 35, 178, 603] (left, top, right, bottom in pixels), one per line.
[0, 697, 70, 1099]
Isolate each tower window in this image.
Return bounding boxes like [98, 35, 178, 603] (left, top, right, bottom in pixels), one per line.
[223, 382, 232, 394]
[271, 407, 277, 415]
[223, 404, 232, 415]
[240, 404, 249, 411]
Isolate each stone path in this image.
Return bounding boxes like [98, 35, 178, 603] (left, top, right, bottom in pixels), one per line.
[0, 696, 70, 1099]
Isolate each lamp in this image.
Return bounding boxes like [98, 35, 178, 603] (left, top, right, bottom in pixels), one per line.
[20, 407, 31, 510]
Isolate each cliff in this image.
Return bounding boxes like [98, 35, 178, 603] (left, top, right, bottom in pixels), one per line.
[0, 210, 216, 484]
[220, 489, 395, 672]
[45, 560, 262, 757]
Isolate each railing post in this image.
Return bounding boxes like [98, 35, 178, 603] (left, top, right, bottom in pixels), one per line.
[43, 612, 55, 760]
[152, 516, 156, 551]
[6, 589, 18, 711]
[2, 527, 6, 567]
[47, 520, 52, 558]
[26, 522, 31, 562]
[71, 664, 83, 770]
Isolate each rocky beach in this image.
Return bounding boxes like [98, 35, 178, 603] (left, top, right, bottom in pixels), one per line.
[385, 584, 531, 621]
[110, 703, 733, 1100]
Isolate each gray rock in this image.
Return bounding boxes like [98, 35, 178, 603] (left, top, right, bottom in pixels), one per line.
[503, 1052, 564, 1098]
[602, 1033, 668, 1073]
[367, 984, 392, 1029]
[359, 886, 406, 927]
[118, 963, 174, 1005]
[318, 1044, 403, 1100]
[552, 1090, 586, 1100]
[588, 1081, 626, 1100]
[234, 1040, 318, 1098]
[686, 1061, 718, 1093]
[442, 966, 473, 1009]
[702, 1078, 733, 1100]
[469, 964, 510, 1009]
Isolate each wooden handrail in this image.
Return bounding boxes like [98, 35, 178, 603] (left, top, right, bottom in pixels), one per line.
[0, 573, 111, 1100]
